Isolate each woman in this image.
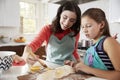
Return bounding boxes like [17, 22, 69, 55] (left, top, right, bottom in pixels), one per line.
[22, 1, 81, 65]
[65, 8, 120, 80]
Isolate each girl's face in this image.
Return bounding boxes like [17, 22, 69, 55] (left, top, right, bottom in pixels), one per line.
[60, 10, 77, 30]
[81, 16, 103, 40]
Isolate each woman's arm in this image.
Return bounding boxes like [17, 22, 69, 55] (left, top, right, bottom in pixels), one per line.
[22, 45, 39, 65]
[73, 33, 81, 62]
[22, 25, 51, 64]
[22, 45, 35, 60]
[29, 25, 51, 52]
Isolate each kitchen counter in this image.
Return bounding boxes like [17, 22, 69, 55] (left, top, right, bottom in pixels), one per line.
[0, 41, 30, 47]
[0, 42, 46, 57]
[0, 63, 29, 80]
[0, 60, 106, 80]
[0, 42, 28, 56]
[0, 60, 61, 80]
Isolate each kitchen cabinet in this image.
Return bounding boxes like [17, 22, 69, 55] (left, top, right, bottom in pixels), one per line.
[0, 45, 46, 59]
[0, 45, 25, 56]
[0, 0, 20, 27]
[0, 0, 4, 26]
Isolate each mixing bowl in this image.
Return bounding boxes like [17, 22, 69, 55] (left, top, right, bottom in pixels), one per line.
[0, 37, 11, 43]
[0, 51, 16, 72]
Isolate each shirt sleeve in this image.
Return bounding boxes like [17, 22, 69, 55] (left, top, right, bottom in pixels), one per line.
[73, 33, 80, 61]
[28, 25, 51, 52]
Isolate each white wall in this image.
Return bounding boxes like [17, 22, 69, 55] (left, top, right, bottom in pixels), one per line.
[109, 0, 120, 23]
[79, 0, 109, 18]
[47, 3, 60, 23]
[0, 27, 20, 39]
[109, 23, 120, 42]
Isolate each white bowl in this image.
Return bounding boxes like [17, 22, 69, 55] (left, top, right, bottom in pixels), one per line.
[0, 51, 16, 71]
[1, 37, 11, 43]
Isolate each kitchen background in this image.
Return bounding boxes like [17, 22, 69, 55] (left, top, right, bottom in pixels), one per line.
[0, 0, 120, 44]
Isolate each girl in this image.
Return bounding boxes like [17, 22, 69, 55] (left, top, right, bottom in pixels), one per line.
[65, 8, 120, 80]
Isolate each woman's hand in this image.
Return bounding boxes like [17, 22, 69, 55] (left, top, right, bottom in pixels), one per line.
[13, 55, 24, 63]
[113, 33, 118, 39]
[22, 45, 40, 65]
[64, 60, 76, 67]
[26, 54, 39, 65]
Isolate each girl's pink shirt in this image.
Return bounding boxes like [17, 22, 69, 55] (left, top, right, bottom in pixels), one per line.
[28, 25, 80, 60]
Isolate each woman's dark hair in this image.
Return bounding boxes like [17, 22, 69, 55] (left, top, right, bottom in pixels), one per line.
[51, 1, 81, 37]
[82, 8, 111, 37]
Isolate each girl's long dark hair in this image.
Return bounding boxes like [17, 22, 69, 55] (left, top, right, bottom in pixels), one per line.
[51, 1, 81, 37]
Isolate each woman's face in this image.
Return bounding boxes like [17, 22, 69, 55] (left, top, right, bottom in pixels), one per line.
[60, 10, 77, 30]
[81, 16, 103, 40]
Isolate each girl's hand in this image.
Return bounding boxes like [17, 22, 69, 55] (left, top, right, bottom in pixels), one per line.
[74, 61, 87, 72]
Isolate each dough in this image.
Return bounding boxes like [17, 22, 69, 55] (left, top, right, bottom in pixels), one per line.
[36, 65, 75, 80]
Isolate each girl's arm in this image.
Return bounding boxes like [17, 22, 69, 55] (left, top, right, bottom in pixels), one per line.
[74, 37, 120, 80]
[74, 62, 120, 80]
[104, 37, 120, 71]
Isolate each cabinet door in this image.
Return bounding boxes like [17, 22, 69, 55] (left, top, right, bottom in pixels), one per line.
[0, 0, 5, 26]
[0, 0, 20, 27]
[4, 0, 20, 27]
[0, 45, 25, 56]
